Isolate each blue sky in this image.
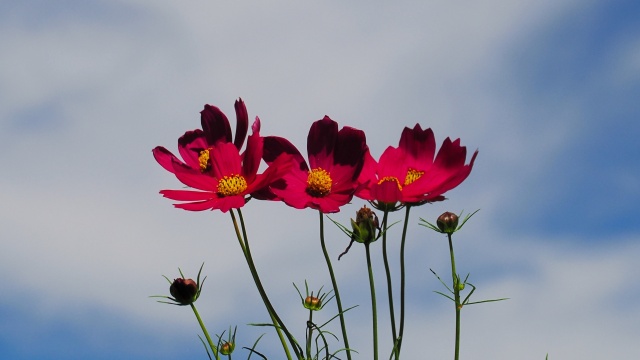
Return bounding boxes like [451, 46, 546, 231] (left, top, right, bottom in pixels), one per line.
[1, 0, 639, 359]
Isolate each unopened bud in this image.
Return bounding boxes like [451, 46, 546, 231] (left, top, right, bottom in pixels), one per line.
[436, 212, 459, 234]
[351, 205, 379, 243]
[169, 278, 198, 305]
[220, 341, 235, 355]
[304, 296, 322, 311]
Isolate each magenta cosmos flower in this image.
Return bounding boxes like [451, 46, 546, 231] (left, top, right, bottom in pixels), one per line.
[357, 124, 478, 206]
[262, 116, 368, 213]
[152, 101, 292, 212]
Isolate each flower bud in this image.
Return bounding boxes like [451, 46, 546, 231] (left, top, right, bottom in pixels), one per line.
[220, 341, 235, 355]
[351, 205, 379, 243]
[304, 296, 323, 311]
[169, 278, 198, 305]
[457, 282, 465, 291]
[436, 212, 459, 234]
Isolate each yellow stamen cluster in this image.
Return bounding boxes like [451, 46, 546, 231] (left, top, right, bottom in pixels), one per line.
[217, 175, 248, 197]
[306, 168, 332, 197]
[378, 176, 403, 191]
[404, 168, 424, 186]
[198, 149, 211, 172]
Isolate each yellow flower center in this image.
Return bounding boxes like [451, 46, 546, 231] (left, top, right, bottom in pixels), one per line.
[198, 149, 211, 172]
[306, 168, 332, 197]
[404, 168, 424, 186]
[217, 175, 248, 196]
[378, 176, 403, 191]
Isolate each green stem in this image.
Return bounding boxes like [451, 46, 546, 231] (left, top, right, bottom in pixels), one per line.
[306, 309, 313, 360]
[190, 303, 220, 360]
[380, 210, 398, 359]
[229, 209, 300, 360]
[397, 205, 412, 357]
[448, 233, 461, 360]
[318, 211, 352, 360]
[365, 242, 378, 360]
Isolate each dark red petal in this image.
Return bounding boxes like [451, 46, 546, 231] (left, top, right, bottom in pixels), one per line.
[242, 119, 263, 182]
[201, 104, 232, 145]
[433, 137, 467, 170]
[399, 124, 436, 168]
[333, 126, 368, 179]
[307, 117, 338, 169]
[233, 98, 249, 150]
[177, 129, 208, 169]
[263, 136, 309, 171]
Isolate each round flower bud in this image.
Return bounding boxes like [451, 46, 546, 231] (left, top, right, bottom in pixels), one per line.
[169, 278, 198, 305]
[220, 341, 235, 355]
[437, 212, 459, 234]
[304, 296, 322, 311]
[457, 282, 465, 291]
[351, 205, 380, 244]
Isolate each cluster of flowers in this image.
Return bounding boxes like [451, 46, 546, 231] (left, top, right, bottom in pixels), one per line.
[152, 98, 482, 360]
[153, 98, 477, 213]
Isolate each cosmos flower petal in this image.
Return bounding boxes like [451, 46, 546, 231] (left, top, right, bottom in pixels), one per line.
[153, 146, 181, 173]
[263, 136, 309, 171]
[201, 104, 233, 145]
[177, 129, 208, 169]
[242, 118, 263, 182]
[398, 124, 435, 168]
[307, 116, 338, 169]
[233, 98, 249, 150]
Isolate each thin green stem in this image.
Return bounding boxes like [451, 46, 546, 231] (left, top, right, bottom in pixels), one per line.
[318, 211, 352, 360]
[365, 242, 378, 360]
[229, 209, 300, 360]
[190, 303, 219, 360]
[380, 210, 398, 359]
[397, 205, 412, 357]
[448, 233, 461, 360]
[306, 309, 313, 360]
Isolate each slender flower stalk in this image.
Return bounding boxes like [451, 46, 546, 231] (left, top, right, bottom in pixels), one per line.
[229, 209, 302, 360]
[318, 211, 352, 360]
[306, 308, 314, 359]
[190, 303, 220, 360]
[380, 210, 398, 359]
[365, 242, 379, 360]
[447, 232, 462, 360]
[396, 205, 412, 357]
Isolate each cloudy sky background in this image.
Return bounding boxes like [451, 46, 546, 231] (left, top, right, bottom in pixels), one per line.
[1, 0, 639, 359]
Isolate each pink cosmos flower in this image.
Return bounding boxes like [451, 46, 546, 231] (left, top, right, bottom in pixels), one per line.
[152, 102, 291, 212]
[356, 124, 478, 206]
[262, 116, 368, 213]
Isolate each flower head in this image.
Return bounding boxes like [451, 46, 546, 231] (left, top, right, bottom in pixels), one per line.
[262, 116, 369, 213]
[436, 211, 459, 234]
[294, 281, 334, 311]
[152, 264, 206, 306]
[350, 205, 380, 244]
[170, 278, 199, 305]
[357, 124, 478, 209]
[152, 101, 292, 212]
